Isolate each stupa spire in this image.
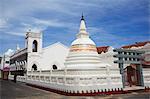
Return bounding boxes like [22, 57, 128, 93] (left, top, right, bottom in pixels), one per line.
[79, 14, 86, 32]
[77, 14, 89, 38]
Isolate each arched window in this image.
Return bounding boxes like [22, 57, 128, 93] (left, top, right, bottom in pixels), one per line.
[32, 64, 37, 71]
[32, 40, 38, 52]
[52, 64, 57, 70]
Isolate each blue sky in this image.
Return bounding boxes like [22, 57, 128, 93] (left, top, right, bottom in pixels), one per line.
[0, 0, 149, 54]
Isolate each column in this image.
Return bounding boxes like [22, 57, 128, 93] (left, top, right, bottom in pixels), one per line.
[139, 63, 144, 86]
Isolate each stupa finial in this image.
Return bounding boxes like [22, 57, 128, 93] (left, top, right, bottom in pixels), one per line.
[81, 13, 84, 20]
[79, 13, 86, 31]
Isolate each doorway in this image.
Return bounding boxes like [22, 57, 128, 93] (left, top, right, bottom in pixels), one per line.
[124, 64, 142, 87]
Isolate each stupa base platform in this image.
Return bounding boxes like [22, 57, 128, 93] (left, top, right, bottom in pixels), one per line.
[26, 83, 129, 96]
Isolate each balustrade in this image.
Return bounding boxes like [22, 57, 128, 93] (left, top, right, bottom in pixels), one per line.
[17, 68, 123, 87]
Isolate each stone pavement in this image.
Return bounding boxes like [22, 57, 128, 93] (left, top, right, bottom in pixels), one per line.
[0, 79, 150, 99]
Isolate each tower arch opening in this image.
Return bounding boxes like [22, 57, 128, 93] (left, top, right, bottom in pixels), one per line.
[32, 40, 38, 52]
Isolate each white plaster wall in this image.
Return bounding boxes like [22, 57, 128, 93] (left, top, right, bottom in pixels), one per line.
[27, 42, 69, 71]
[99, 52, 118, 68]
[40, 42, 69, 70]
[27, 53, 42, 71]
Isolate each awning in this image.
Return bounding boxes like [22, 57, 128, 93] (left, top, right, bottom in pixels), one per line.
[3, 67, 10, 71]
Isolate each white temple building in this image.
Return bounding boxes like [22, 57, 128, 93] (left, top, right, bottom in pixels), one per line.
[7, 16, 150, 95]
[8, 16, 123, 95]
[9, 33, 69, 72]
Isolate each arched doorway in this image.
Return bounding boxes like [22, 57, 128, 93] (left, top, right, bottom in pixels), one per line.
[32, 64, 37, 71]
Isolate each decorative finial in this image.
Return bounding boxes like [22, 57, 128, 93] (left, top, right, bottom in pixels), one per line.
[16, 44, 20, 50]
[81, 13, 84, 20]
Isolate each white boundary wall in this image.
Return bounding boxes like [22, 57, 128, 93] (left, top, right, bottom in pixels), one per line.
[25, 67, 123, 93]
[8, 67, 150, 93]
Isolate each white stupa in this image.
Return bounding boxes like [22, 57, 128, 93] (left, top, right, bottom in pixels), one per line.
[65, 15, 109, 69]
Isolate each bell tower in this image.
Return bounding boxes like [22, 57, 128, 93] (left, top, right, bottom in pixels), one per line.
[25, 30, 42, 71]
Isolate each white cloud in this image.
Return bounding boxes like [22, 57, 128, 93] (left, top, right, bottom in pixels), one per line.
[5, 32, 25, 37]
[1, 16, 77, 37]
[32, 18, 74, 28]
[0, 18, 8, 29]
[0, 0, 148, 53]
[88, 27, 121, 40]
[1, 0, 144, 37]
[5, 49, 14, 56]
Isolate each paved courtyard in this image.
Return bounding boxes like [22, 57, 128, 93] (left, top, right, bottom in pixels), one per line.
[0, 79, 150, 99]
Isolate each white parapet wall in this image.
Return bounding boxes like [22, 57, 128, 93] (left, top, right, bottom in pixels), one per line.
[8, 75, 14, 80]
[8, 75, 26, 82]
[17, 76, 26, 82]
[26, 67, 123, 93]
[143, 68, 150, 87]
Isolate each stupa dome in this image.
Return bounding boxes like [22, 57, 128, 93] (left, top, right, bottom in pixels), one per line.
[64, 15, 108, 69]
[71, 38, 95, 45]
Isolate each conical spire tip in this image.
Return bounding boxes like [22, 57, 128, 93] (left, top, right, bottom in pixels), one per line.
[81, 13, 84, 20]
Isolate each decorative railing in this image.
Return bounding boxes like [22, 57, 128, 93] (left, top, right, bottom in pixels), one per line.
[26, 68, 122, 86]
[8, 68, 124, 93]
[8, 75, 14, 80]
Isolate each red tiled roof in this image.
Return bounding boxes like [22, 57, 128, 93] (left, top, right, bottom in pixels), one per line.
[96, 46, 109, 54]
[122, 41, 150, 49]
[142, 61, 150, 65]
